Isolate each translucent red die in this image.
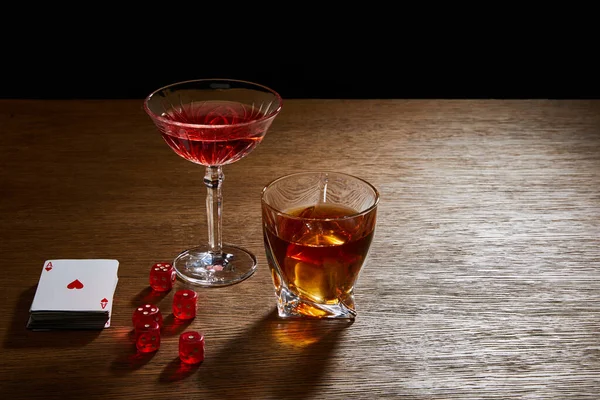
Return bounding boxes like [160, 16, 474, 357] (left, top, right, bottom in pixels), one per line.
[149, 262, 176, 292]
[135, 321, 161, 353]
[179, 331, 204, 364]
[132, 304, 163, 329]
[172, 289, 198, 320]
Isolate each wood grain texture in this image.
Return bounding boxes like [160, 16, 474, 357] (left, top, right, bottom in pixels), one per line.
[1, 99, 599, 399]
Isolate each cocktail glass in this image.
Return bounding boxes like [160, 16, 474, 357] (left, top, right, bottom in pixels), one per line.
[144, 79, 282, 287]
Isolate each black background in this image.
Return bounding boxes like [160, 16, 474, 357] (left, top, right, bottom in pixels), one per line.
[2, 19, 598, 100]
[4, 56, 597, 100]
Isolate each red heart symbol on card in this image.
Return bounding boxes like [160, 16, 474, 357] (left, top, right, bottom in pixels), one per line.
[67, 279, 84, 290]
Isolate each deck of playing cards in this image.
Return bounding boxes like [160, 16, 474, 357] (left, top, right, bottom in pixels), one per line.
[27, 259, 119, 330]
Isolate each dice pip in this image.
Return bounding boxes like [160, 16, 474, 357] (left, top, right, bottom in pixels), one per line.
[179, 331, 204, 365]
[132, 304, 163, 329]
[135, 321, 161, 353]
[149, 262, 176, 292]
[172, 289, 197, 320]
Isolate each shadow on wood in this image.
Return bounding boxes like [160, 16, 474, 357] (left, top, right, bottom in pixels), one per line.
[3, 286, 102, 349]
[192, 309, 353, 399]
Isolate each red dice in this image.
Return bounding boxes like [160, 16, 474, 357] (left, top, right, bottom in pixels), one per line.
[149, 262, 176, 292]
[132, 304, 163, 329]
[135, 321, 161, 353]
[179, 331, 204, 365]
[173, 289, 198, 320]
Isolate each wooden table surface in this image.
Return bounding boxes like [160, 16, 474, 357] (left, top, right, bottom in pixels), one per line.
[1, 99, 599, 399]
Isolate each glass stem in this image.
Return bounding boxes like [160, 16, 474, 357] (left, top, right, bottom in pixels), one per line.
[204, 166, 224, 257]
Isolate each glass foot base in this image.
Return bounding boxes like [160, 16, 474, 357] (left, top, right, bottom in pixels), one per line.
[173, 244, 257, 287]
[276, 287, 357, 319]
